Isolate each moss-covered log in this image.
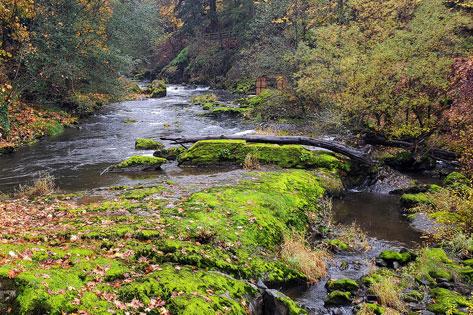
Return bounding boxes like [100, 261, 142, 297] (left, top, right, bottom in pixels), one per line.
[162, 135, 373, 165]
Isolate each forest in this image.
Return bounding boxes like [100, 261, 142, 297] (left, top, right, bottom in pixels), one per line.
[0, 0, 473, 314]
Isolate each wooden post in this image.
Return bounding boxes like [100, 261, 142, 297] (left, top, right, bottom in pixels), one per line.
[256, 76, 267, 95]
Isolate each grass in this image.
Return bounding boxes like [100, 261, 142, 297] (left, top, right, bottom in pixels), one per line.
[243, 153, 260, 170]
[17, 173, 56, 198]
[280, 234, 328, 282]
[369, 275, 406, 313]
[335, 223, 370, 252]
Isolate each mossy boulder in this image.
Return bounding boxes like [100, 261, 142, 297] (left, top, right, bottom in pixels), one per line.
[146, 79, 167, 98]
[400, 193, 432, 208]
[427, 288, 473, 315]
[325, 290, 352, 306]
[153, 146, 186, 160]
[326, 278, 359, 292]
[177, 140, 348, 171]
[134, 138, 164, 150]
[115, 156, 166, 170]
[378, 250, 415, 267]
[327, 239, 349, 251]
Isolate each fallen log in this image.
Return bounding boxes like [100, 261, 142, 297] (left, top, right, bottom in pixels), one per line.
[363, 134, 458, 162]
[160, 135, 374, 165]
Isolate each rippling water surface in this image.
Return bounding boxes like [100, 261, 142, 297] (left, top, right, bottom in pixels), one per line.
[0, 85, 251, 192]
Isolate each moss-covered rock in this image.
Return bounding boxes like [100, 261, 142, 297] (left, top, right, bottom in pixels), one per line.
[153, 146, 186, 160]
[378, 250, 415, 266]
[134, 138, 164, 150]
[444, 172, 472, 192]
[325, 290, 352, 306]
[327, 239, 349, 251]
[427, 288, 472, 315]
[178, 140, 348, 171]
[400, 193, 432, 208]
[115, 156, 166, 170]
[326, 278, 359, 292]
[146, 79, 167, 98]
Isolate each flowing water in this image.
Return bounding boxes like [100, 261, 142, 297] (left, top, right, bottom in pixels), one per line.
[0, 85, 428, 313]
[0, 85, 252, 192]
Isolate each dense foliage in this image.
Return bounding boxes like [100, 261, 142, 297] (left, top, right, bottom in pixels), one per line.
[0, 0, 163, 138]
[153, 0, 473, 173]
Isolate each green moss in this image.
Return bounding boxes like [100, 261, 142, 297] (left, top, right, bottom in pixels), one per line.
[326, 278, 359, 292]
[0, 169, 336, 313]
[190, 94, 223, 110]
[400, 193, 432, 208]
[169, 47, 189, 67]
[328, 239, 349, 251]
[325, 290, 352, 305]
[428, 288, 473, 315]
[403, 290, 424, 302]
[116, 156, 166, 169]
[379, 250, 415, 265]
[135, 138, 164, 150]
[444, 172, 472, 192]
[122, 186, 164, 200]
[358, 303, 385, 315]
[153, 146, 186, 160]
[146, 79, 167, 98]
[118, 264, 256, 314]
[178, 140, 348, 171]
[412, 248, 458, 284]
[274, 295, 308, 315]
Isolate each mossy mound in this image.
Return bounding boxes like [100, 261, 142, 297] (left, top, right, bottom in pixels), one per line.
[146, 79, 167, 98]
[115, 156, 167, 170]
[428, 288, 473, 315]
[135, 138, 164, 150]
[326, 278, 359, 292]
[178, 140, 348, 171]
[0, 170, 335, 313]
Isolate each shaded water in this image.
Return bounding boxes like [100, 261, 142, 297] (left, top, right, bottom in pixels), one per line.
[333, 192, 422, 246]
[0, 85, 252, 192]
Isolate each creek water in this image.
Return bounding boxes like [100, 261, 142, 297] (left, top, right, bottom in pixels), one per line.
[0, 85, 427, 313]
[0, 85, 252, 192]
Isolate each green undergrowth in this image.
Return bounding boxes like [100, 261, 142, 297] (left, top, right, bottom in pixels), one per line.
[178, 139, 349, 171]
[364, 247, 473, 314]
[0, 170, 332, 313]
